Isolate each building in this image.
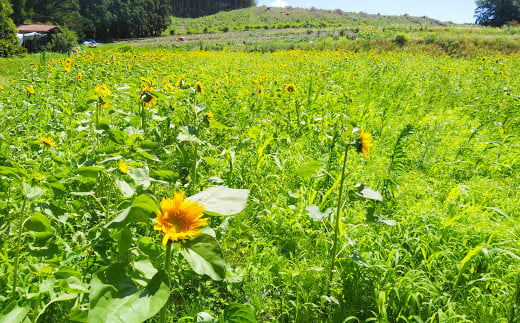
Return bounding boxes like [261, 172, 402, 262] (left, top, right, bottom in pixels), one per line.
[16, 24, 61, 52]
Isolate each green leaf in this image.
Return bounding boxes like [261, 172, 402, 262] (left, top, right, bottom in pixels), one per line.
[128, 167, 151, 189]
[77, 166, 103, 178]
[306, 205, 326, 221]
[454, 245, 483, 287]
[89, 264, 170, 323]
[107, 128, 128, 145]
[180, 234, 226, 281]
[115, 179, 135, 198]
[37, 293, 78, 322]
[188, 186, 249, 216]
[294, 160, 321, 178]
[0, 166, 25, 179]
[0, 303, 29, 323]
[105, 194, 158, 229]
[23, 182, 45, 200]
[150, 170, 179, 182]
[223, 304, 256, 323]
[355, 185, 383, 202]
[24, 213, 54, 240]
[209, 119, 232, 129]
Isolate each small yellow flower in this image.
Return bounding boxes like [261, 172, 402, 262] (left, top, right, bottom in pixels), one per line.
[118, 160, 129, 174]
[101, 101, 109, 109]
[64, 64, 71, 73]
[32, 64, 39, 71]
[214, 81, 221, 88]
[141, 84, 153, 93]
[47, 65, 53, 72]
[76, 73, 83, 81]
[154, 191, 207, 246]
[196, 82, 205, 94]
[284, 83, 297, 94]
[207, 111, 214, 119]
[40, 136, 57, 147]
[26, 86, 35, 94]
[356, 130, 372, 159]
[0, 84, 4, 91]
[257, 85, 265, 96]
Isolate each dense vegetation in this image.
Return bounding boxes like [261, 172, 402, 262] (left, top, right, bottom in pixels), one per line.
[0, 0, 25, 57]
[0, 38, 519, 321]
[8, 0, 255, 40]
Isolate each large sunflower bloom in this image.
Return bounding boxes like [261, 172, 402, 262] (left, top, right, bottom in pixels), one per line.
[356, 130, 372, 159]
[154, 191, 207, 246]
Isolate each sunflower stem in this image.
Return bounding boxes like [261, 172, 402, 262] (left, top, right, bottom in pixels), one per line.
[329, 139, 351, 286]
[12, 196, 27, 298]
[159, 241, 173, 323]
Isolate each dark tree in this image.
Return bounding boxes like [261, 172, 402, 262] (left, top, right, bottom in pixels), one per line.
[475, 0, 520, 26]
[1, 0, 25, 56]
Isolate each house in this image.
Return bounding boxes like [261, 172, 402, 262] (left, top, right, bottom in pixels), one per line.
[16, 24, 61, 52]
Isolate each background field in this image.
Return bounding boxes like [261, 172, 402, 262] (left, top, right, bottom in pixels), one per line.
[0, 7, 519, 323]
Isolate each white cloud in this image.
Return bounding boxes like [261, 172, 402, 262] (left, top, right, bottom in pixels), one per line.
[271, 0, 289, 7]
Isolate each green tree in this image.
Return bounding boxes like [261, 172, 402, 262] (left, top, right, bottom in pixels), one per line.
[0, 0, 25, 56]
[475, 0, 520, 26]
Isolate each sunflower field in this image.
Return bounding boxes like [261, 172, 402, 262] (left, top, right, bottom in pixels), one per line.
[0, 47, 519, 322]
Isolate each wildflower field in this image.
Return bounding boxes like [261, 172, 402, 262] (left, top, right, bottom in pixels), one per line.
[0, 47, 519, 322]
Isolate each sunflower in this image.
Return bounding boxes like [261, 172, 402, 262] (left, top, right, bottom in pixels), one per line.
[196, 81, 205, 94]
[154, 191, 207, 246]
[284, 83, 297, 94]
[26, 86, 35, 94]
[95, 84, 111, 98]
[356, 130, 372, 159]
[40, 136, 57, 147]
[144, 96, 157, 107]
[76, 73, 83, 81]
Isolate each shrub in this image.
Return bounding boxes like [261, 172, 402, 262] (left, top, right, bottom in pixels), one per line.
[47, 26, 78, 53]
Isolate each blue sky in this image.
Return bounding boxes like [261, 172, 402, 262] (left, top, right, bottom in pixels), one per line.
[256, 0, 477, 24]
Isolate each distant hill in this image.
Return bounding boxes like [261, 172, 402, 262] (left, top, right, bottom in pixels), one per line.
[166, 6, 448, 35]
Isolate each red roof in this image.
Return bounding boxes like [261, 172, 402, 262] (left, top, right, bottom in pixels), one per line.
[17, 24, 60, 33]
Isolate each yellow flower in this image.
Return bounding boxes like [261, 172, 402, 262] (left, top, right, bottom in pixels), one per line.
[356, 130, 372, 159]
[101, 101, 109, 109]
[257, 85, 264, 95]
[176, 74, 186, 87]
[207, 111, 214, 119]
[40, 136, 57, 147]
[64, 64, 71, 73]
[76, 73, 83, 81]
[284, 83, 297, 94]
[32, 64, 39, 71]
[118, 160, 129, 174]
[196, 81, 205, 94]
[0, 84, 4, 91]
[95, 84, 111, 97]
[141, 84, 153, 93]
[144, 96, 157, 107]
[154, 191, 207, 245]
[214, 81, 221, 88]
[26, 86, 35, 94]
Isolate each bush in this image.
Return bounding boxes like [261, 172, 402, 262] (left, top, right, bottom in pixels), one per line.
[394, 34, 407, 46]
[47, 26, 78, 53]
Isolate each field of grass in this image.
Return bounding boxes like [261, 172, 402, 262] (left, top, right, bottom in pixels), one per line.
[1, 16, 520, 323]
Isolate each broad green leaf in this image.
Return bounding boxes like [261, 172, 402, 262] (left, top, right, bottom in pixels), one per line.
[37, 293, 78, 322]
[62, 276, 89, 294]
[188, 186, 249, 216]
[89, 264, 169, 323]
[0, 166, 24, 179]
[223, 304, 256, 323]
[107, 128, 128, 144]
[306, 205, 325, 221]
[105, 194, 158, 229]
[0, 303, 29, 323]
[355, 185, 383, 202]
[180, 234, 226, 281]
[23, 182, 45, 200]
[209, 119, 232, 129]
[294, 160, 321, 178]
[115, 179, 135, 198]
[24, 213, 54, 240]
[133, 257, 158, 280]
[128, 167, 151, 188]
[454, 245, 483, 287]
[150, 170, 179, 182]
[77, 166, 103, 178]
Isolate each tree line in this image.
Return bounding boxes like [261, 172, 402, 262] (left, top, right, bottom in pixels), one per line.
[8, 0, 255, 40]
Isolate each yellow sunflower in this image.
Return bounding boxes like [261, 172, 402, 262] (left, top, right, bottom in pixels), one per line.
[284, 83, 297, 94]
[26, 86, 35, 94]
[154, 191, 207, 246]
[118, 160, 129, 174]
[356, 130, 372, 159]
[196, 81, 205, 94]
